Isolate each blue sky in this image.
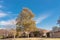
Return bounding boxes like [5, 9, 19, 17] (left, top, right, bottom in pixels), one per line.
[0, 0, 60, 30]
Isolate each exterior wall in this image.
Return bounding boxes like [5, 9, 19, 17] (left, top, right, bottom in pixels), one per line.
[50, 31, 60, 38]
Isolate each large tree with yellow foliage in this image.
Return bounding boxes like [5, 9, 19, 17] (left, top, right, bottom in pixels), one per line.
[16, 8, 37, 33]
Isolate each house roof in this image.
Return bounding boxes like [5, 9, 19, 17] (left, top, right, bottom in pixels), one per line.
[38, 28, 50, 33]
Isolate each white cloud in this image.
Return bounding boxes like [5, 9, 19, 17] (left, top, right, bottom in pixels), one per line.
[0, 19, 16, 29]
[35, 10, 53, 24]
[0, 19, 16, 25]
[35, 14, 50, 24]
[0, 11, 18, 18]
[0, 12, 7, 17]
[0, 27, 6, 29]
[0, 11, 13, 18]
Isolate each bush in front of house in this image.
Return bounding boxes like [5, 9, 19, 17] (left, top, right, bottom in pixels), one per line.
[0, 35, 4, 39]
[29, 31, 43, 37]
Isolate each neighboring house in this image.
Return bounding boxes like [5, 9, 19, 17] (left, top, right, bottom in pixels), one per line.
[0, 28, 49, 38]
[29, 28, 49, 37]
[47, 27, 60, 38]
[0, 29, 9, 37]
[38, 28, 49, 37]
[47, 31, 60, 38]
[0, 29, 15, 38]
[16, 28, 49, 38]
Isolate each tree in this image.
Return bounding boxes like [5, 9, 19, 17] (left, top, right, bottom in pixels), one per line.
[16, 8, 38, 37]
[57, 17, 60, 27]
[29, 31, 43, 37]
[52, 26, 58, 31]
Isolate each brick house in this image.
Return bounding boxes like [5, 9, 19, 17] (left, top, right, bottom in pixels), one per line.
[38, 28, 49, 37]
[47, 27, 60, 38]
[0, 29, 15, 38]
[0, 29, 9, 37]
